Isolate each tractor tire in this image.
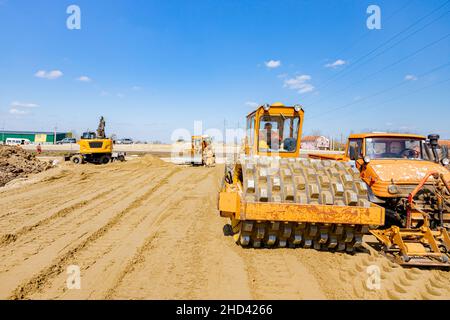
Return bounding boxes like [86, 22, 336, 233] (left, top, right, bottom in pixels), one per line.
[70, 155, 83, 164]
[100, 155, 111, 165]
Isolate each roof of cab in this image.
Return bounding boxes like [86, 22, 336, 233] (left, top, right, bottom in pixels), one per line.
[349, 132, 426, 139]
[246, 102, 304, 117]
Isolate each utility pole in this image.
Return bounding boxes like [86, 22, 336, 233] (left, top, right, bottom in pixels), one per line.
[223, 118, 226, 164]
[1, 121, 5, 144]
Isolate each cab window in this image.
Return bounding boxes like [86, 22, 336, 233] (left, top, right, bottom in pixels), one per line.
[348, 139, 363, 160]
[258, 115, 299, 153]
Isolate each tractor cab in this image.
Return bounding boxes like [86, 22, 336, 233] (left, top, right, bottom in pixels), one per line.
[245, 103, 304, 158]
[81, 131, 97, 140]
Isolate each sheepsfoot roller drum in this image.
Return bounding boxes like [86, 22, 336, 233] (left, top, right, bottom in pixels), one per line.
[219, 156, 385, 252]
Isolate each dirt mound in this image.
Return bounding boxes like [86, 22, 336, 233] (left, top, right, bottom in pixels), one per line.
[0, 145, 52, 187]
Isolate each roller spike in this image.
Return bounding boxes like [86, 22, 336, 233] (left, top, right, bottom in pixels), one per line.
[303, 238, 313, 248]
[319, 231, 328, 244]
[253, 240, 261, 248]
[328, 235, 338, 249]
[240, 235, 250, 246]
[278, 240, 287, 247]
[267, 234, 276, 246]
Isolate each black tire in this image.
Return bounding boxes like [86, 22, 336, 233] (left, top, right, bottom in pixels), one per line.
[118, 155, 125, 162]
[99, 155, 111, 164]
[70, 155, 83, 164]
[223, 224, 233, 236]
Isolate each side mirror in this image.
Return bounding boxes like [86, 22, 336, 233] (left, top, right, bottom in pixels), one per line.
[442, 158, 450, 166]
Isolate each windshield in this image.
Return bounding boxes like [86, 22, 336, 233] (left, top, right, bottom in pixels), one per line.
[82, 132, 96, 139]
[365, 137, 425, 160]
[258, 115, 299, 153]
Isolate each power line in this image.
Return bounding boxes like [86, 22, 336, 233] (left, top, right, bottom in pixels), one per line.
[304, 0, 450, 100]
[331, 76, 450, 122]
[307, 31, 450, 108]
[332, 0, 416, 59]
[307, 60, 450, 120]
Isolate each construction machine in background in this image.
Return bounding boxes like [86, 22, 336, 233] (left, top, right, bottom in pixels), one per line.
[65, 116, 126, 164]
[218, 103, 385, 253]
[186, 135, 216, 167]
[310, 133, 450, 267]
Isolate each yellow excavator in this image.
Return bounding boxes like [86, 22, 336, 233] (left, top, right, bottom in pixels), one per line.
[65, 116, 126, 164]
[218, 103, 385, 252]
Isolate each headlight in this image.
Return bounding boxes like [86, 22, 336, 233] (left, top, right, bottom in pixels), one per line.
[442, 158, 449, 166]
[388, 185, 399, 194]
[294, 104, 302, 112]
[263, 104, 270, 111]
[363, 156, 371, 164]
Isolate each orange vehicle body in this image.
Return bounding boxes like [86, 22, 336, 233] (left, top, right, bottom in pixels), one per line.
[311, 133, 450, 199]
[310, 133, 450, 266]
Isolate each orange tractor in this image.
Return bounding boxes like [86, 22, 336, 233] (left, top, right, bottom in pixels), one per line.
[310, 133, 450, 266]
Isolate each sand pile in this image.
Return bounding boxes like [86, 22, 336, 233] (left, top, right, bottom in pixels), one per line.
[0, 145, 52, 187]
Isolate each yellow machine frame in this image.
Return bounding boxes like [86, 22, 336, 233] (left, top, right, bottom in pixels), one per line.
[219, 103, 385, 247]
[78, 138, 113, 155]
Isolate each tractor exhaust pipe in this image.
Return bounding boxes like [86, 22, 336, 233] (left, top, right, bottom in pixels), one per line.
[428, 134, 440, 164]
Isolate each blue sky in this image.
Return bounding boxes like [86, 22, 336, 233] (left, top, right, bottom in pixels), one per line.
[0, 0, 449, 142]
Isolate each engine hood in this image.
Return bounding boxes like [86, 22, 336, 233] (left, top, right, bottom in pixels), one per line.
[368, 159, 450, 183]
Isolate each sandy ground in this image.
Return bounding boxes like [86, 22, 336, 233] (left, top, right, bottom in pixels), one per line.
[1, 155, 449, 300]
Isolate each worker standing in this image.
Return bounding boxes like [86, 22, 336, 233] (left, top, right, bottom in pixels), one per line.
[36, 143, 42, 155]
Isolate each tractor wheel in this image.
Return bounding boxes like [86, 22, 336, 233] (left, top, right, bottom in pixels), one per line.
[117, 155, 126, 162]
[100, 155, 111, 164]
[70, 155, 83, 164]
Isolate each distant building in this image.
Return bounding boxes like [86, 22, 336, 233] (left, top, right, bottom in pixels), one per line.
[439, 140, 450, 148]
[301, 135, 330, 150]
[0, 131, 70, 144]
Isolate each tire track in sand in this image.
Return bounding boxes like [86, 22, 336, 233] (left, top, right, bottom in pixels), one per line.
[0, 165, 147, 230]
[4, 166, 180, 299]
[0, 163, 161, 246]
[108, 167, 252, 300]
[0, 165, 165, 273]
[26, 168, 208, 299]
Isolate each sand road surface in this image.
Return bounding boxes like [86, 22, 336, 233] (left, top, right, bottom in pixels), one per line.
[0, 155, 449, 300]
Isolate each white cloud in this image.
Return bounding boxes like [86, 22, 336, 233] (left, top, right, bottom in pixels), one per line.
[9, 108, 28, 115]
[245, 101, 259, 108]
[35, 70, 63, 80]
[11, 101, 39, 108]
[132, 86, 142, 91]
[325, 59, 347, 68]
[265, 60, 281, 69]
[76, 76, 92, 82]
[405, 74, 418, 81]
[284, 75, 315, 94]
[117, 93, 125, 98]
[100, 91, 110, 96]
